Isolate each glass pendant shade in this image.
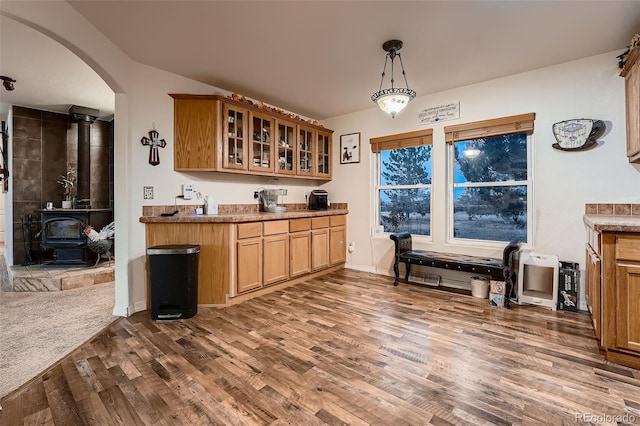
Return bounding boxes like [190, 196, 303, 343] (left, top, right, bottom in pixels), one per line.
[372, 88, 416, 118]
[372, 40, 416, 118]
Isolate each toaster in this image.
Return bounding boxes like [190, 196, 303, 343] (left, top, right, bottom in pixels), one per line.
[308, 190, 328, 210]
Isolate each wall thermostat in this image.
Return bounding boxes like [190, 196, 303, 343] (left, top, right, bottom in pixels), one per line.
[182, 184, 194, 199]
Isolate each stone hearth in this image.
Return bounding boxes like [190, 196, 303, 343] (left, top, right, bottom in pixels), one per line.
[9, 262, 114, 291]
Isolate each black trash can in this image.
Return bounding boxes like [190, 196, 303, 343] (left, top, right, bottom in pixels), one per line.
[147, 244, 199, 320]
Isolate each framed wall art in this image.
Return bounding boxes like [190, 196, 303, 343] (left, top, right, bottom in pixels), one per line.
[340, 132, 361, 164]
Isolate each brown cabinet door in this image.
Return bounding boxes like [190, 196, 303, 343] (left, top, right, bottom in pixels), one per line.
[586, 245, 601, 340]
[329, 225, 346, 265]
[290, 231, 311, 277]
[625, 59, 640, 161]
[616, 263, 640, 353]
[223, 103, 249, 170]
[298, 126, 315, 176]
[316, 130, 332, 179]
[173, 98, 217, 170]
[249, 111, 275, 172]
[237, 238, 263, 293]
[264, 235, 289, 285]
[311, 229, 329, 271]
[275, 120, 297, 176]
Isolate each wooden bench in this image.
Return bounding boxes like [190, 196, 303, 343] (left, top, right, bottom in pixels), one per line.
[390, 232, 522, 307]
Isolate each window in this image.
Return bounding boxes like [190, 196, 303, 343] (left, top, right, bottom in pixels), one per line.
[445, 113, 534, 244]
[371, 129, 433, 236]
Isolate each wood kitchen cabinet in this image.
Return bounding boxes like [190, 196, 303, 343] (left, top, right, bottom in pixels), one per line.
[329, 215, 346, 265]
[289, 218, 311, 277]
[585, 245, 601, 339]
[298, 126, 315, 177]
[170, 94, 333, 180]
[316, 130, 332, 179]
[142, 211, 348, 305]
[173, 97, 218, 170]
[263, 220, 289, 285]
[585, 223, 640, 369]
[237, 238, 263, 293]
[275, 119, 297, 176]
[311, 217, 330, 270]
[620, 46, 640, 163]
[615, 235, 640, 353]
[249, 111, 274, 173]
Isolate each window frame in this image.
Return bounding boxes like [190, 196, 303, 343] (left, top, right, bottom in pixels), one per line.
[444, 113, 535, 248]
[371, 129, 433, 239]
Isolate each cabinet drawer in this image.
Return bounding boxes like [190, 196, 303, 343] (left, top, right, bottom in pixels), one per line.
[289, 218, 311, 232]
[311, 217, 330, 229]
[263, 220, 289, 236]
[330, 215, 346, 227]
[616, 234, 640, 261]
[237, 222, 262, 239]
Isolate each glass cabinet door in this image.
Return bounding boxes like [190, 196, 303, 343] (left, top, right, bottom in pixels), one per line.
[249, 112, 274, 172]
[275, 120, 296, 175]
[316, 130, 332, 178]
[223, 103, 248, 170]
[298, 126, 315, 176]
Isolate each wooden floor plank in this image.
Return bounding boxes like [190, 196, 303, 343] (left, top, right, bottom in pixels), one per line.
[2, 268, 639, 425]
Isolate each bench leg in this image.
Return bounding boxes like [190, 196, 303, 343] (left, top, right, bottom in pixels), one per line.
[393, 255, 400, 286]
[405, 262, 411, 283]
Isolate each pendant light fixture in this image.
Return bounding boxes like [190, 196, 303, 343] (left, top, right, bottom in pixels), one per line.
[371, 40, 416, 118]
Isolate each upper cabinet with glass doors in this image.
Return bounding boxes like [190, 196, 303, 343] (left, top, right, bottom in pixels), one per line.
[249, 111, 274, 172]
[316, 130, 332, 179]
[298, 126, 315, 177]
[275, 120, 297, 176]
[170, 94, 333, 180]
[223, 103, 248, 170]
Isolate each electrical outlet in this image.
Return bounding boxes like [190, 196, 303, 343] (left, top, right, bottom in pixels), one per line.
[143, 186, 154, 200]
[348, 241, 355, 253]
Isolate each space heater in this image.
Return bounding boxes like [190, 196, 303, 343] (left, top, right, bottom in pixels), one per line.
[517, 251, 559, 310]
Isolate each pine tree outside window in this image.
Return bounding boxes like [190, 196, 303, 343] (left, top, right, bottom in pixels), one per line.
[371, 129, 433, 236]
[445, 113, 534, 244]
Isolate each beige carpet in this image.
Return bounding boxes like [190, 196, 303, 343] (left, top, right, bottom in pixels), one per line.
[0, 281, 117, 398]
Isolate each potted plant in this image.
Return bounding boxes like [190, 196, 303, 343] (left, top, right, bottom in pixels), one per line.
[57, 166, 76, 208]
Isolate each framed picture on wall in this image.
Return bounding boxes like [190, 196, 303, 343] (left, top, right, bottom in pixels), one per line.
[340, 132, 361, 164]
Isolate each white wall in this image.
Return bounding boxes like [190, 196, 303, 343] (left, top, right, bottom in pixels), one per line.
[323, 52, 640, 306]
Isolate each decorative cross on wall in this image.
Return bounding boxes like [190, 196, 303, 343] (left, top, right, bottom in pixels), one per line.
[140, 129, 166, 166]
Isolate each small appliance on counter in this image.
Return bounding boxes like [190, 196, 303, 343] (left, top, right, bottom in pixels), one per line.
[259, 188, 287, 213]
[309, 190, 328, 210]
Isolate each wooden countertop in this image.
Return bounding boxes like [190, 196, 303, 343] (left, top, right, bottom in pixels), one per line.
[583, 214, 640, 233]
[140, 209, 349, 224]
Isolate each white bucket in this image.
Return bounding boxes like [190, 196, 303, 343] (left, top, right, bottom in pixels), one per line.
[470, 277, 490, 299]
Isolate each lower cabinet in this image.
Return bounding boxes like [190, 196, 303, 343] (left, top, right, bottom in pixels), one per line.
[237, 238, 263, 293]
[586, 229, 640, 369]
[290, 231, 311, 277]
[235, 214, 347, 296]
[311, 229, 330, 271]
[585, 245, 601, 340]
[264, 234, 289, 285]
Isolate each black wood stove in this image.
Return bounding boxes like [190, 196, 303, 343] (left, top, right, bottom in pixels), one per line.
[40, 208, 112, 265]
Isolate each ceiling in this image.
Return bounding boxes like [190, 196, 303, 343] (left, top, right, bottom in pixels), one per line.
[2, 1, 640, 121]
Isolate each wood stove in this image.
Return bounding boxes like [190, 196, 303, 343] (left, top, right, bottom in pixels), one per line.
[40, 209, 112, 265]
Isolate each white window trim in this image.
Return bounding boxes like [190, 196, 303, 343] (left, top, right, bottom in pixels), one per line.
[374, 150, 433, 241]
[446, 133, 534, 249]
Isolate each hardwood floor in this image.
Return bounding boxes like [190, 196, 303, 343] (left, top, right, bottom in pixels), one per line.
[2, 268, 640, 425]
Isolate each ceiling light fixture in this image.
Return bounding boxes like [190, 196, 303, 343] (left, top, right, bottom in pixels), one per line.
[371, 40, 416, 118]
[1, 76, 16, 91]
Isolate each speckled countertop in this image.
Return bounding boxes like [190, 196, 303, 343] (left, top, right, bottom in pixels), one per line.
[140, 208, 349, 224]
[583, 215, 640, 233]
[583, 203, 640, 232]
